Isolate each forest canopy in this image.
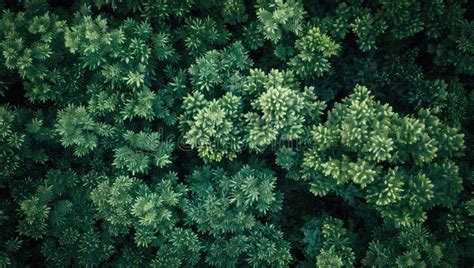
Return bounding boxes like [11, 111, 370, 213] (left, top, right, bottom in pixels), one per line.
[0, 0, 473, 267]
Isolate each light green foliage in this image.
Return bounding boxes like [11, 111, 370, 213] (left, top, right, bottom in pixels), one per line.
[351, 12, 387, 52]
[65, 15, 122, 70]
[120, 88, 156, 121]
[56, 105, 113, 156]
[183, 67, 326, 160]
[242, 68, 299, 97]
[182, 17, 230, 56]
[65, 11, 154, 91]
[188, 41, 252, 92]
[247, 85, 305, 150]
[318, 218, 354, 267]
[113, 130, 174, 174]
[244, 70, 325, 151]
[91, 175, 139, 232]
[289, 27, 340, 78]
[90, 172, 201, 265]
[256, 0, 306, 43]
[151, 31, 177, 62]
[303, 85, 464, 227]
[182, 91, 244, 161]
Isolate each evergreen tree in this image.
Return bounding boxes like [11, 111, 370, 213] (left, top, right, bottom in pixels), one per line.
[0, 0, 472, 266]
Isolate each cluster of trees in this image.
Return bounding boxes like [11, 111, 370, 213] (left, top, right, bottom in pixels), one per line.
[0, 0, 473, 266]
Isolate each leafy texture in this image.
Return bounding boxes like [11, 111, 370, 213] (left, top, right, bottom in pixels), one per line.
[0, 0, 473, 267]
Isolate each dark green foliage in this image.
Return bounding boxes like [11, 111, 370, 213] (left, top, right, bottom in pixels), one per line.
[184, 165, 291, 266]
[0, 0, 473, 267]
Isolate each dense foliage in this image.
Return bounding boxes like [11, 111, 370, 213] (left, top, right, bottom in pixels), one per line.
[0, 0, 473, 267]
